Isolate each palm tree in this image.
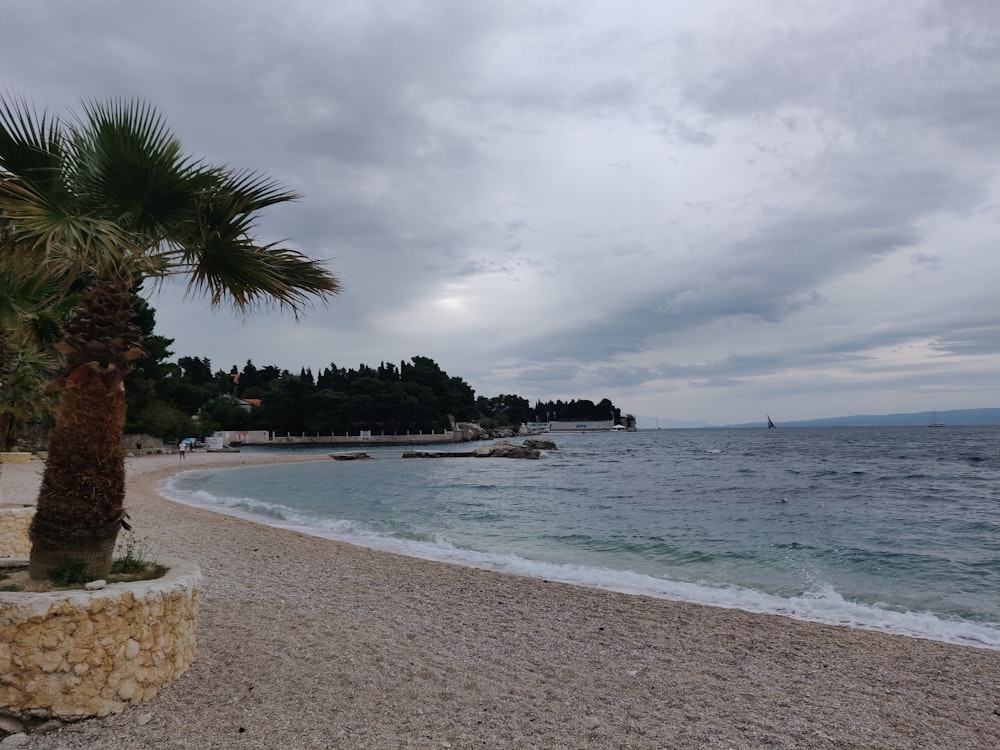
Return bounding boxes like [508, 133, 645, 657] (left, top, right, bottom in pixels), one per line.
[0, 257, 67, 466]
[0, 96, 339, 579]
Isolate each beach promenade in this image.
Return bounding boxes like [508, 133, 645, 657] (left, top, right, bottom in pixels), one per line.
[2, 452, 998, 749]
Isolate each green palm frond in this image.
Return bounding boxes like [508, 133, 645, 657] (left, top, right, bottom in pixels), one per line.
[71, 98, 205, 240]
[171, 186, 338, 313]
[22, 307, 66, 348]
[187, 240, 339, 315]
[0, 262, 43, 320]
[1, 176, 132, 274]
[0, 96, 135, 279]
[213, 167, 301, 212]
[2, 93, 339, 312]
[0, 95, 66, 196]
[0, 334, 58, 440]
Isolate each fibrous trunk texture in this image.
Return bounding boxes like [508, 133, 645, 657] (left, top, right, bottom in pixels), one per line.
[29, 279, 143, 580]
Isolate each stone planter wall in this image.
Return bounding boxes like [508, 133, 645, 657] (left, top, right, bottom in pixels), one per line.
[0, 557, 201, 721]
[0, 508, 33, 558]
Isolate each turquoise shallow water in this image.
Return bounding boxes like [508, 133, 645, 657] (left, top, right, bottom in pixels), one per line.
[161, 426, 1000, 649]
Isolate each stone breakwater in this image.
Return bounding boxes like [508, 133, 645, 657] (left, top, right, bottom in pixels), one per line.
[0, 508, 32, 558]
[0, 557, 200, 722]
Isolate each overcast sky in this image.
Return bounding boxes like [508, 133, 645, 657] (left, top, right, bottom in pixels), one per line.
[3, 0, 999, 425]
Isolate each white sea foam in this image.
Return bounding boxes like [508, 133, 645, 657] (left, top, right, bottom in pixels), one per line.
[159, 473, 1000, 651]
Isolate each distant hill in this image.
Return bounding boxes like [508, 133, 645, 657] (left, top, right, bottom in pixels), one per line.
[726, 408, 1000, 428]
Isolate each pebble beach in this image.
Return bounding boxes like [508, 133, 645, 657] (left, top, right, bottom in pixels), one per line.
[2, 451, 999, 749]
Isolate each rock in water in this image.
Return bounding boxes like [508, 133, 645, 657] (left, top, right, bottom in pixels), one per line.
[472, 441, 541, 459]
[523, 438, 557, 451]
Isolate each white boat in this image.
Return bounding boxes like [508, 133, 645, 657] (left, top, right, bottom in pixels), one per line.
[929, 409, 944, 428]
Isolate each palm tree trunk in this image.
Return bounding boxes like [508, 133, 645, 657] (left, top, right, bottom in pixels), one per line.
[29, 279, 142, 580]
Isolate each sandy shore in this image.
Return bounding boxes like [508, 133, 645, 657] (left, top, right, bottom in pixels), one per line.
[2, 452, 999, 749]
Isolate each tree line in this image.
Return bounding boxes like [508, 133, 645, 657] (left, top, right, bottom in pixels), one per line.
[3, 284, 627, 449]
[121, 305, 624, 441]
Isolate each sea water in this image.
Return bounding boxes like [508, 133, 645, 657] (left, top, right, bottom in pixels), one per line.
[160, 426, 1000, 650]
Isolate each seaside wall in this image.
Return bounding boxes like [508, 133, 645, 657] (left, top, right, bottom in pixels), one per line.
[222, 429, 472, 447]
[547, 420, 615, 432]
[121, 434, 166, 455]
[0, 557, 201, 721]
[0, 508, 33, 558]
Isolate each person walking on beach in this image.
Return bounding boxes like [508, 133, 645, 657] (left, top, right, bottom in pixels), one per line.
[178, 440, 187, 460]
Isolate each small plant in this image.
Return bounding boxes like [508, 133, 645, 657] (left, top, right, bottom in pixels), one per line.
[48, 560, 89, 586]
[0, 583, 21, 592]
[112, 531, 151, 574]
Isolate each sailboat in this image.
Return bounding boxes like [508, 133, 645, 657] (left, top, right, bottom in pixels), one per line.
[767, 414, 776, 429]
[929, 409, 944, 428]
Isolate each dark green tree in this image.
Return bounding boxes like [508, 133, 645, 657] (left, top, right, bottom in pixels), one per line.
[178, 356, 214, 386]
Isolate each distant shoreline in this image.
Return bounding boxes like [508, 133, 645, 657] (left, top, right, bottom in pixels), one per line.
[648, 411, 1000, 428]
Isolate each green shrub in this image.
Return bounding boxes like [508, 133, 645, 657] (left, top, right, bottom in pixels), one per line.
[112, 531, 151, 574]
[48, 560, 89, 586]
